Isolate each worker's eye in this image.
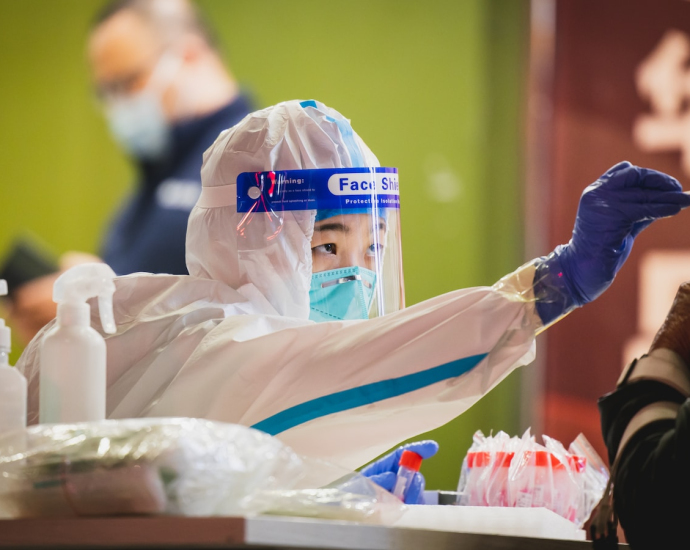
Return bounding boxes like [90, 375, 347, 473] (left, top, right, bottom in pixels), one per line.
[312, 243, 337, 255]
[367, 243, 384, 256]
[96, 72, 145, 102]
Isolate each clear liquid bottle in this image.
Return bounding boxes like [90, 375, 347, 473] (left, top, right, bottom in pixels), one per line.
[39, 264, 116, 424]
[0, 279, 27, 436]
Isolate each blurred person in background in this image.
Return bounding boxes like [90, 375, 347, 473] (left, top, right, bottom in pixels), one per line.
[1, 0, 252, 344]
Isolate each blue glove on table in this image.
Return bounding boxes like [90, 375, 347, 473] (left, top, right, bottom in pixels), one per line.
[535, 161, 690, 325]
[360, 440, 439, 504]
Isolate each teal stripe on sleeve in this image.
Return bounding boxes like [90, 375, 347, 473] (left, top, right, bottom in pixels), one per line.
[251, 353, 488, 436]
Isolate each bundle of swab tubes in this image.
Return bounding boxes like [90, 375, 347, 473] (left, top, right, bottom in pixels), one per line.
[457, 430, 609, 527]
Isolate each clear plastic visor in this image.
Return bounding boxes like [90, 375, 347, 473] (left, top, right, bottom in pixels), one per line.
[236, 167, 403, 321]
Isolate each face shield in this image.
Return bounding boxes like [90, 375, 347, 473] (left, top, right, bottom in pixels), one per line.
[236, 167, 403, 322]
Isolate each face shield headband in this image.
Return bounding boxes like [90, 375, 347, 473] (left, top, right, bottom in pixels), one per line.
[236, 167, 404, 322]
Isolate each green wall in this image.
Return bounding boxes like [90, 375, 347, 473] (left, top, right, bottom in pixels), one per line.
[0, 0, 529, 490]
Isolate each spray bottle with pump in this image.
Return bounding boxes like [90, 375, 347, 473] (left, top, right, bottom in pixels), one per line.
[39, 263, 116, 424]
[0, 279, 27, 436]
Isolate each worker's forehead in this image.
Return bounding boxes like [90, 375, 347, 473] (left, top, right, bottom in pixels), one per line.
[88, 10, 162, 82]
[314, 213, 386, 231]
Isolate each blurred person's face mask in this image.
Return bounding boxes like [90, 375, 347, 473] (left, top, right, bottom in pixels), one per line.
[235, 168, 404, 323]
[104, 52, 183, 161]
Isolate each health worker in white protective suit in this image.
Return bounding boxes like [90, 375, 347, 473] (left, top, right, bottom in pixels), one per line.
[18, 100, 690, 472]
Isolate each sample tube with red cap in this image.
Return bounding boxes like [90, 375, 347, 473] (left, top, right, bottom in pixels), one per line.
[392, 450, 423, 502]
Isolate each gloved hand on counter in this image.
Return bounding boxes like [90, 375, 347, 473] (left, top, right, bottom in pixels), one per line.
[534, 161, 690, 326]
[360, 440, 439, 504]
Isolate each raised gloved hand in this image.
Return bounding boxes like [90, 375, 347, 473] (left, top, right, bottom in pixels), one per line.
[360, 440, 439, 504]
[535, 162, 690, 326]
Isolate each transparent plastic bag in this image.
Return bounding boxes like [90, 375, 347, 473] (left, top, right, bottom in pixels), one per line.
[259, 472, 405, 524]
[458, 429, 606, 528]
[568, 433, 609, 523]
[460, 431, 517, 507]
[0, 418, 405, 524]
[457, 430, 484, 506]
[0, 418, 304, 518]
[254, 454, 406, 525]
[509, 434, 586, 524]
[542, 434, 586, 524]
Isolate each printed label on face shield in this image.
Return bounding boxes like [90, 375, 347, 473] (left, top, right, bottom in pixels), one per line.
[327, 172, 399, 195]
[236, 167, 400, 213]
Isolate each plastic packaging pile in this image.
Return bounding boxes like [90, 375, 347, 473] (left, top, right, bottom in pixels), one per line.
[0, 418, 404, 524]
[457, 430, 609, 527]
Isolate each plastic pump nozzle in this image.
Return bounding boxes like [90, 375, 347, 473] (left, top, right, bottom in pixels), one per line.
[53, 263, 117, 334]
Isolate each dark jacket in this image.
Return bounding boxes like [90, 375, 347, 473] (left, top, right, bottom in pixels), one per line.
[599, 350, 690, 548]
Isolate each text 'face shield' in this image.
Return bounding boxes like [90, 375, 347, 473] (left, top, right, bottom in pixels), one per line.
[237, 168, 404, 322]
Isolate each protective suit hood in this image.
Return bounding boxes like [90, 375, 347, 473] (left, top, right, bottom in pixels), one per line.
[186, 100, 380, 318]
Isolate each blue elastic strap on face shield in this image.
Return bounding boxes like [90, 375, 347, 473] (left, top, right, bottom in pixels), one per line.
[300, 100, 365, 167]
[309, 266, 377, 322]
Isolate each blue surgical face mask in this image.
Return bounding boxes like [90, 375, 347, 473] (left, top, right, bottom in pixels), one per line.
[106, 91, 170, 160]
[104, 53, 182, 161]
[309, 266, 377, 322]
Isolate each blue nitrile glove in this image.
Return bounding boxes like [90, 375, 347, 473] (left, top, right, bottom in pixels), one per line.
[360, 440, 439, 505]
[535, 161, 690, 325]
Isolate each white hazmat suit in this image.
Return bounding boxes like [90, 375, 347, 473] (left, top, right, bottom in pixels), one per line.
[19, 100, 555, 470]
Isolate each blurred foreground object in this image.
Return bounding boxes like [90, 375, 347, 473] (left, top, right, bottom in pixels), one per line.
[0, 418, 403, 524]
[597, 281, 690, 547]
[0, 418, 300, 518]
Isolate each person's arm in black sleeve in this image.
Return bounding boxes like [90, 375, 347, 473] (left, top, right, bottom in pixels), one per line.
[598, 283, 690, 548]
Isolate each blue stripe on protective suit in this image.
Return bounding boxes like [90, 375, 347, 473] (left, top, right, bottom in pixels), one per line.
[327, 115, 364, 166]
[251, 352, 488, 436]
[299, 100, 364, 167]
